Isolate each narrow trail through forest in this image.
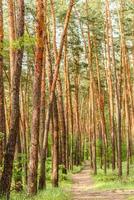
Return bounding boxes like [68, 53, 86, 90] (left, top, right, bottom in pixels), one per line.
[72, 161, 134, 200]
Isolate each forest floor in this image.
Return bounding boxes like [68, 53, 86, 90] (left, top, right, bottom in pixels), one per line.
[72, 161, 134, 200]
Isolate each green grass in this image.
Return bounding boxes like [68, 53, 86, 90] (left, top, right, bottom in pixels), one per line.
[2, 168, 73, 200]
[128, 197, 134, 200]
[92, 161, 134, 190]
[9, 187, 72, 200]
[1, 155, 83, 200]
[7, 179, 72, 200]
[71, 165, 83, 174]
[3, 164, 78, 200]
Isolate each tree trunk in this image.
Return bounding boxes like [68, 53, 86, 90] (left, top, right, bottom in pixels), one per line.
[27, 0, 44, 196]
[52, 97, 59, 187]
[14, 132, 23, 192]
[0, 0, 6, 166]
[105, 0, 115, 170]
[50, 0, 67, 174]
[0, 0, 24, 196]
[39, 0, 74, 189]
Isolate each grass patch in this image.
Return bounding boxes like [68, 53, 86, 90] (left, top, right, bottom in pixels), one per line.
[5, 165, 75, 200]
[128, 197, 134, 200]
[1, 156, 83, 200]
[71, 165, 83, 174]
[9, 187, 72, 200]
[92, 161, 134, 190]
[8, 178, 72, 200]
[4, 171, 72, 200]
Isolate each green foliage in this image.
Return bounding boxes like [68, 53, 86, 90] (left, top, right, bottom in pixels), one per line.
[10, 156, 74, 200]
[0, 132, 4, 140]
[13, 153, 27, 183]
[92, 161, 134, 190]
[58, 165, 68, 181]
[96, 138, 103, 159]
[45, 157, 71, 182]
[71, 165, 83, 174]
[128, 197, 134, 200]
[11, 33, 35, 51]
[45, 157, 52, 181]
[122, 143, 127, 161]
[96, 136, 128, 165]
[9, 187, 71, 200]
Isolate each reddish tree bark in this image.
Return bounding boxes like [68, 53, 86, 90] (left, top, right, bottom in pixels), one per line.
[52, 97, 59, 187]
[0, 0, 24, 196]
[50, 0, 67, 173]
[0, 0, 6, 165]
[39, 0, 74, 189]
[28, 0, 44, 195]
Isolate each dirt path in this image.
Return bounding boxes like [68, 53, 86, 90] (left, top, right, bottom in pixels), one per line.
[72, 161, 134, 200]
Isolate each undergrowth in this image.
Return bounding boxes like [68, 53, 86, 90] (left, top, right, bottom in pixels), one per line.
[4, 158, 83, 200]
[8, 187, 71, 200]
[92, 161, 134, 190]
